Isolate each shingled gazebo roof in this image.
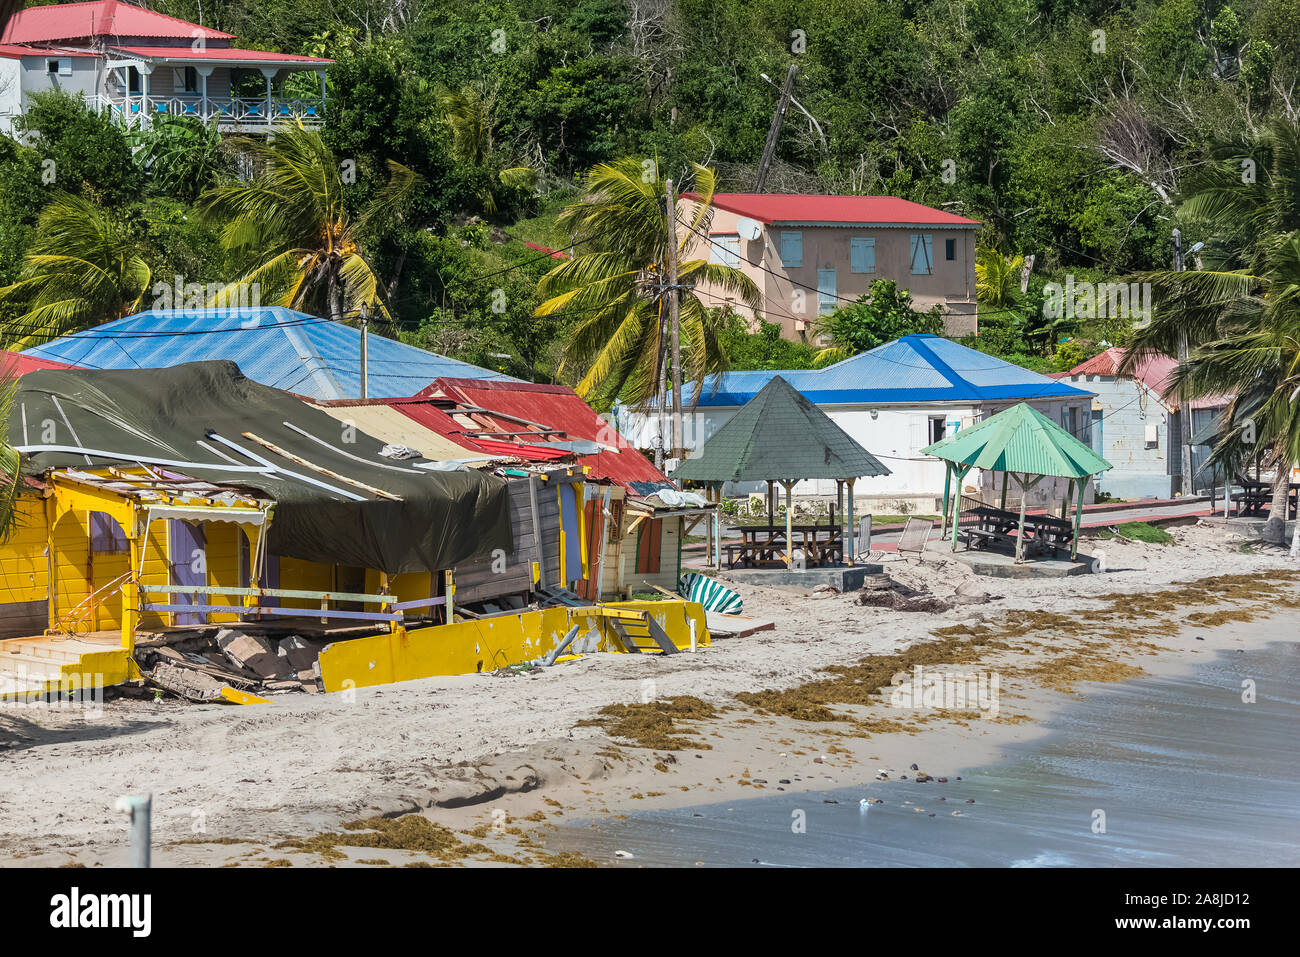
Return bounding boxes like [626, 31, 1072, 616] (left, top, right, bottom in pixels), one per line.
[674, 376, 889, 483]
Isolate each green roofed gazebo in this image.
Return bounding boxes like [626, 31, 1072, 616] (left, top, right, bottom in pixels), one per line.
[921, 402, 1112, 562]
[675, 376, 889, 566]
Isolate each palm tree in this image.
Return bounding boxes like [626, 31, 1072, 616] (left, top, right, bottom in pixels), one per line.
[0, 194, 150, 349]
[129, 115, 231, 202]
[434, 83, 536, 214]
[1123, 117, 1300, 547]
[975, 248, 1025, 307]
[199, 124, 420, 321]
[1, 372, 22, 542]
[535, 158, 761, 411]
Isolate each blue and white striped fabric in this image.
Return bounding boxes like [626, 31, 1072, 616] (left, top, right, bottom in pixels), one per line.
[678, 573, 743, 614]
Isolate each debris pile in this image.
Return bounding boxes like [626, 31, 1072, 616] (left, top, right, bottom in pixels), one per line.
[136, 628, 326, 703]
[856, 573, 998, 613]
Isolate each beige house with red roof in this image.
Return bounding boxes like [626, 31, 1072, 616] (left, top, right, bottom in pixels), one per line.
[680, 192, 980, 342]
[0, 1, 330, 134]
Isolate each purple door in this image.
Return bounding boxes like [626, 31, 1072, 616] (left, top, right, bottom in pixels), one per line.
[169, 520, 207, 625]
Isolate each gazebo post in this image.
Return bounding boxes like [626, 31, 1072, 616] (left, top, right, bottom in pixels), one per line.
[767, 479, 775, 527]
[782, 480, 795, 568]
[949, 464, 971, 548]
[1015, 473, 1029, 563]
[1062, 479, 1073, 520]
[1000, 472, 1009, 511]
[846, 477, 856, 565]
[940, 463, 952, 537]
[1071, 475, 1087, 560]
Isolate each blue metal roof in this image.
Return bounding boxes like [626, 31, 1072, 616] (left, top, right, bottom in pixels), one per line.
[20, 307, 516, 400]
[689, 334, 1092, 407]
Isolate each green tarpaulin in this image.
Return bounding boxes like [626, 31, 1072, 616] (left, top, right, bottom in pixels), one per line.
[674, 376, 890, 482]
[9, 361, 512, 574]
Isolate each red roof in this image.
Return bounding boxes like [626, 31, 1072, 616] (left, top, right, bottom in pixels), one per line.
[1061, 347, 1229, 410]
[0, 351, 72, 376]
[109, 45, 331, 64]
[2, 2, 233, 43]
[388, 400, 573, 462]
[521, 241, 568, 259]
[419, 378, 671, 492]
[682, 192, 980, 227]
[0, 42, 100, 58]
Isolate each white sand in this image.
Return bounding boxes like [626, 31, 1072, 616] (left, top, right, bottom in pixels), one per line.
[2, 520, 1296, 866]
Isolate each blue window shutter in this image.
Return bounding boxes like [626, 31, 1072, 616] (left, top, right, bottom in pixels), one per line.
[817, 268, 837, 314]
[911, 234, 933, 274]
[780, 231, 803, 267]
[850, 237, 875, 273]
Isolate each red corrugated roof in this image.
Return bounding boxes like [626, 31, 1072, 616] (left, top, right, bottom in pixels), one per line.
[1062, 347, 1230, 410]
[109, 45, 331, 64]
[421, 378, 671, 491]
[388, 400, 573, 461]
[0, 43, 100, 58]
[681, 192, 980, 227]
[0, 351, 72, 376]
[2, 2, 233, 43]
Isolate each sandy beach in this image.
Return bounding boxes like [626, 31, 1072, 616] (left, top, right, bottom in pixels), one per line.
[3, 520, 1298, 867]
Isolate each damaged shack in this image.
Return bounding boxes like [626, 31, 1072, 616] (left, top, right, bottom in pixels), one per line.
[1, 361, 707, 700]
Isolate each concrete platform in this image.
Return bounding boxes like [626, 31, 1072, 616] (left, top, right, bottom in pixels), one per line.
[938, 543, 1095, 578]
[718, 563, 883, 590]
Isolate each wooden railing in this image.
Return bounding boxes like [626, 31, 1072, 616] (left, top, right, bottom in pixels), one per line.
[139, 584, 445, 626]
[89, 94, 326, 131]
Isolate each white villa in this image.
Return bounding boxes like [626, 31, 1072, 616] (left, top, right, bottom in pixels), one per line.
[0, 1, 331, 135]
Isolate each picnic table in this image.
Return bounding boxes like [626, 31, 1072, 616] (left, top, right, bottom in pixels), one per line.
[1231, 475, 1300, 517]
[957, 505, 1075, 558]
[726, 523, 844, 568]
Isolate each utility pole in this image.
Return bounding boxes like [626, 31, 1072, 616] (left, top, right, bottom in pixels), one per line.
[653, 180, 672, 472]
[666, 176, 683, 461]
[754, 64, 797, 193]
[359, 302, 369, 400]
[1173, 228, 1192, 497]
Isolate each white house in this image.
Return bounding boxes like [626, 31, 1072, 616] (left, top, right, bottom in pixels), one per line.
[0, 1, 331, 135]
[1056, 347, 1229, 498]
[614, 334, 1096, 511]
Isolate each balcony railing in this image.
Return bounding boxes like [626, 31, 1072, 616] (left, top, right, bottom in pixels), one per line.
[88, 94, 325, 131]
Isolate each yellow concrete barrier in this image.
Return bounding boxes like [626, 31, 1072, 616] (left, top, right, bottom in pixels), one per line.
[318, 599, 709, 692]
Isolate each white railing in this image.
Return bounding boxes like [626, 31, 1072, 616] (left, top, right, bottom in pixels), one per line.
[88, 94, 325, 131]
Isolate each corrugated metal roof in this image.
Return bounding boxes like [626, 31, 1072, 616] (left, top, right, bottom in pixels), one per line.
[686, 335, 1092, 407]
[313, 404, 495, 464]
[389, 400, 573, 462]
[427, 378, 672, 491]
[21, 307, 516, 400]
[2, 2, 234, 43]
[681, 193, 980, 227]
[1060, 346, 1230, 411]
[921, 402, 1111, 478]
[675, 376, 890, 482]
[1, 351, 70, 376]
[109, 45, 331, 64]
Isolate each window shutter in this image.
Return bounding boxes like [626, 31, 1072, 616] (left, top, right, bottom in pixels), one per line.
[911, 234, 933, 274]
[780, 231, 803, 267]
[851, 237, 875, 273]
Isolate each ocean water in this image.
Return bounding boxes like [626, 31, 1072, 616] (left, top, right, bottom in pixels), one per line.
[546, 641, 1300, 867]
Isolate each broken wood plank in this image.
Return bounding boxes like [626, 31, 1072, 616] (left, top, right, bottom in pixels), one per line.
[240, 431, 402, 500]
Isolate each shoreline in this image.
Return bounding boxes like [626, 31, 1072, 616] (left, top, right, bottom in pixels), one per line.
[2, 523, 1298, 866]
